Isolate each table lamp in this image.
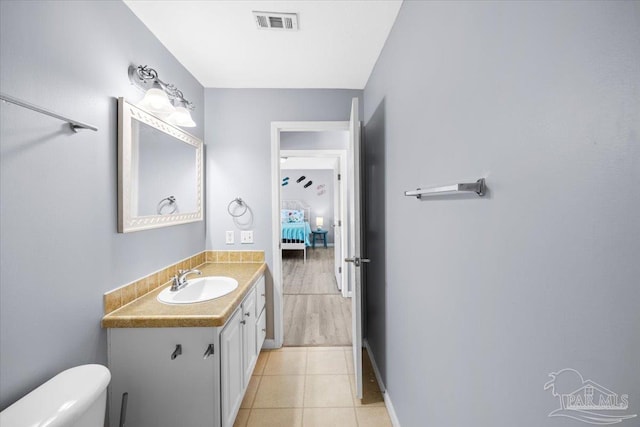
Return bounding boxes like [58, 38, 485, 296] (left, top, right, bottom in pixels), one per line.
[316, 216, 324, 230]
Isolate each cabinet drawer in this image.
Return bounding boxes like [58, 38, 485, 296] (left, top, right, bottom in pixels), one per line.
[256, 309, 266, 351]
[255, 275, 266, 317]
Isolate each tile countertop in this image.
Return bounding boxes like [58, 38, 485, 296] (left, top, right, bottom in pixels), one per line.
[101, 262, 266, 328]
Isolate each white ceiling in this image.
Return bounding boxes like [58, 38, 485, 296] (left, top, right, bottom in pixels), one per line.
[123, 0, 403, 89]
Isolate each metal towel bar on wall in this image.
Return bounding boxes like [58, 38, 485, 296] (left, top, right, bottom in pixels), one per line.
[404, 178, 486, 199]
[0, 92, 98, 132]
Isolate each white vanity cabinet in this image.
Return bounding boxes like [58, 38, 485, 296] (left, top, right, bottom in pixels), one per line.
[220, 308, 244, 427]
[220, 275, 266, 427]
[108, 274, 266, 427]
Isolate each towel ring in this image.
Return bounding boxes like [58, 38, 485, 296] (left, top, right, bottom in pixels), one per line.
[227, 197, 248, 217]
[157, 196, 178, 215]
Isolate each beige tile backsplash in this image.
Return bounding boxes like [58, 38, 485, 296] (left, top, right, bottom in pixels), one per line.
[103, 250, 265, 315]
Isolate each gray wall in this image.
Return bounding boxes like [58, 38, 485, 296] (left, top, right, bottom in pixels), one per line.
[0, 1, 205, 409]
[363, 1, 640, 426]
[281, 130, 348, 150]
[204, 89, 362, 263]
[281, 169, 335, 244]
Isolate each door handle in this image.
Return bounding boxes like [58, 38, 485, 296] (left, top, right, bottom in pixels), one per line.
[344, 257, 370, 267]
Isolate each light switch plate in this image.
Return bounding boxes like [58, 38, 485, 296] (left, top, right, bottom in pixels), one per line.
[225, 231, 234, 244]
[240, 230, 254, 244]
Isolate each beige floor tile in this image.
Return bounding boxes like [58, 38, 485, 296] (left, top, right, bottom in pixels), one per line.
[264, 350, 307, 375]
[254, 351, 269, 375]
[349, 375, 385, 407]
[253, 375, 305, 408]
[234, 409, 250, 427]
[302, 408, 357, 427]
[307, 346, 346, 351]
[241, 376, 261, 409]
[303, 375, 353, 407]
[272, 346, 308, 352]
[355, 407, 393, 427]
[345, 350, 354, 374]
[247, 408, 303, 427]
[306, 351, 348, 375]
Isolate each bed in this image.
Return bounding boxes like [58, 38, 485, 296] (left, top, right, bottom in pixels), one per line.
[281, 200, 312, 262]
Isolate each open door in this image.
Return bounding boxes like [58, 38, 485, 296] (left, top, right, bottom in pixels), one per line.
[345, 97, 366, 399]
[333, 160, 343, 292]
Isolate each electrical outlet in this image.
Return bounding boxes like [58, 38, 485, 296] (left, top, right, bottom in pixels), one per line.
[225, 231, 235, 244]
[240, 230, 254, 244]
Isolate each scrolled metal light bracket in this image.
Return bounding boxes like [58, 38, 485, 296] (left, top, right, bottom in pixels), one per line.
[128, 65, 195, 111]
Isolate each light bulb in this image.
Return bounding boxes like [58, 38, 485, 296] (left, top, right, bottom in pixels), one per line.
[167, 106, 196, 128]
[137, 87, 175, 117]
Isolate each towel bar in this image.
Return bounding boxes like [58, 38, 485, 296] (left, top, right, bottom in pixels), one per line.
[404, 178, 486, 199]
[0, 92, 98, 132]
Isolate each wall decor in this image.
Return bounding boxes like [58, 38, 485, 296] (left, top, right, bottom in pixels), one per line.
[296, 175, 306, 183]
[304, 181, 313, 188]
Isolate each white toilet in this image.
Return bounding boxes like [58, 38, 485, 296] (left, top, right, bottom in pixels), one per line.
[0, 364, 111, 427]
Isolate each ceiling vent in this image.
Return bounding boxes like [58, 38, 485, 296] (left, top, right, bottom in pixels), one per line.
[253, 11, 298, 31]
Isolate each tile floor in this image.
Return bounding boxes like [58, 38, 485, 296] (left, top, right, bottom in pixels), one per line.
[234, 346, 393, 427]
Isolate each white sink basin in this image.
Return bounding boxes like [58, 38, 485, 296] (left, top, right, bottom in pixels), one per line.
[157, 276, 239, 304]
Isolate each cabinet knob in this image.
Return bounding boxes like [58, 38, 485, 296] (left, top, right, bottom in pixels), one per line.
[245, 311, 251, 317]
[262, 328, 266, 332]
[171, 344, 182, 360]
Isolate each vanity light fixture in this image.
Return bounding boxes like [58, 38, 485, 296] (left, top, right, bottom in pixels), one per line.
[168, 100, 197, 128]
[128, 65, 196, 128]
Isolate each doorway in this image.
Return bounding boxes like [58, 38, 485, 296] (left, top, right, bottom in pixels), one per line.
[280, 149, 349, 346]
[270, 98, 364, 398]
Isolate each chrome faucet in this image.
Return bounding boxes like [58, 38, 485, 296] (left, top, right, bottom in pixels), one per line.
[170, 268, 202, 292]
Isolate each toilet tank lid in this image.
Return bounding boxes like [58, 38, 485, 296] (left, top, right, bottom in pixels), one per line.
[0, 364, 111, 427]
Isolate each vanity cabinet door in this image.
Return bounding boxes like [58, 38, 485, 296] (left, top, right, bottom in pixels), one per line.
[108, 327, 219, 427]
[220, 308, 244, 427]
[255, 275, 266, 317]
[256, 308, 266, 352]
[242, 288, 257, 386]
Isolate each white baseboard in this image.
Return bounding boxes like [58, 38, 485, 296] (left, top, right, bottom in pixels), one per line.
[364, 339, 401, 427]
[261, 339, 278, 350]
[363, 339, 385, 393]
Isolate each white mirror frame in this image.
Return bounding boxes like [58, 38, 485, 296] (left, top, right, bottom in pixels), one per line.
[118, 97, 204, 233]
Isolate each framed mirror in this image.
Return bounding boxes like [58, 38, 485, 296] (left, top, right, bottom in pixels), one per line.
[118, 98, 203, 233]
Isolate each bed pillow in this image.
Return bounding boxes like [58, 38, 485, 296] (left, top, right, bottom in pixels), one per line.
[282, 209, 304, 223]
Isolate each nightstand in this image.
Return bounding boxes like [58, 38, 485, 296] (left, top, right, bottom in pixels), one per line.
[311, 229, 328, 248]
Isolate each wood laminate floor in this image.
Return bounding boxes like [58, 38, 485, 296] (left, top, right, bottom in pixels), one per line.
[283, 248, 352, 347]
